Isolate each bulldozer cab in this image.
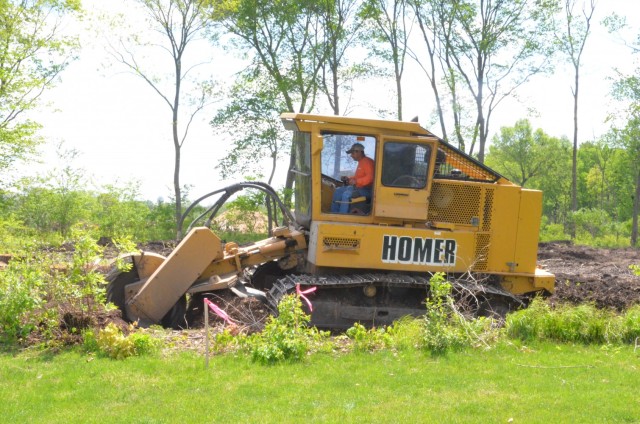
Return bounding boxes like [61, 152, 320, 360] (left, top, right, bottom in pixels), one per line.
[283, 113, 440, 228]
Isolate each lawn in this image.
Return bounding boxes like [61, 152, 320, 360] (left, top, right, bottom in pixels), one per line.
[1, 343, 638, 423]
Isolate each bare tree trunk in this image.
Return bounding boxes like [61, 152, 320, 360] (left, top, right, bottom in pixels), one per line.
[395, 63, 403, 121]
[173, 50, 183, 239]
[632, 168, 640, 247]
[174, 118, 182, 239]
[570, 68, 579, 239]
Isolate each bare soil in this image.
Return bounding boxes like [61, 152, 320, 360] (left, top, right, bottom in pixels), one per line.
[538, 242, 640, 310]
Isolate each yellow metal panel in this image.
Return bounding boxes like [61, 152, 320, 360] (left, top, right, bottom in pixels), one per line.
[514, 189, 543, 272]
[132, 252, 166, 280]
[486, 185, 520, 272]
[127, 227, 223, 324]
[311, 221, 479, 272]
[499, 267, 555, 295]
[374, 188, 428, 220]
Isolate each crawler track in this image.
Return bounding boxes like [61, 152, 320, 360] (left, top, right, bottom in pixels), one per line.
[267, 272, 523, 328]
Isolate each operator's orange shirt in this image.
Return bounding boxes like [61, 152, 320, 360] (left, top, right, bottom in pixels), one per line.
[354, 156, 374, 188]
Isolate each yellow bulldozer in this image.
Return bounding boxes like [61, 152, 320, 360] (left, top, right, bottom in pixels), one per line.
[107, 113, 555, 329]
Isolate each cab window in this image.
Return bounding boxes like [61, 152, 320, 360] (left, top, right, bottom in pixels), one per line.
[381, 142, 432, 189]
[320, 133, 376, 216]
[321, 133, 376, 180]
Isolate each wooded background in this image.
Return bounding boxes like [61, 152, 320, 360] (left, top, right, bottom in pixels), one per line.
[0, 0, 638, 247]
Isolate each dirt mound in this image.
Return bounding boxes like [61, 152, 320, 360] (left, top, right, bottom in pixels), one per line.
[537, 242, 640, 310]
[22, 299, 129, 348]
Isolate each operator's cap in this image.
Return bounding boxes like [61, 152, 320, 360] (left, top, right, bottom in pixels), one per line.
[346, 143, 365, 154]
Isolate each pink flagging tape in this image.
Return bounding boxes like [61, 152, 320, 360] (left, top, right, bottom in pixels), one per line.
[204, 298, 235, 325]
[296, 284, 317, 312]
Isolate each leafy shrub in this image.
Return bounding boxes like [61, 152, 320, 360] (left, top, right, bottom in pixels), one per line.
[0, 255, 49, 342]
[248, 294, 329, 365]
[569, 209, 630, 247]
[385, 316, 424, 351]
[212, 327, 249, 354]
[0, 227, 133, 346]
[85, 323, 161, 359]
[539, 216, 570, 242]
[345, 322, 392, 352]
[421, 273, 494, 355]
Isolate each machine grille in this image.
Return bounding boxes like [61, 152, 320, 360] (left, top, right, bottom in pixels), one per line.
[428, 182, 482, 225]
[482, 188, 494, 232]
[473, 233, 490, 271]
[323, 237, 360, 250]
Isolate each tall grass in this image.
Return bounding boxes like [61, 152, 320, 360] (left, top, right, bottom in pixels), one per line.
[505, 298, 640, 344]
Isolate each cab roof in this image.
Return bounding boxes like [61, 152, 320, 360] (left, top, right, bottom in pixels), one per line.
[281, 113, 435, 137]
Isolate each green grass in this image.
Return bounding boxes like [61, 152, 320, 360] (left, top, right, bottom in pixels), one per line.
[1, 343, 639, 423]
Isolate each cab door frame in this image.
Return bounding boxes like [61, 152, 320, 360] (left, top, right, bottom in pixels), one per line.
[373, 136, 438, 221]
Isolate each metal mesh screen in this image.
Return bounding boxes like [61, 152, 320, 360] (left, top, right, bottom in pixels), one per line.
[323, 237, 360, 250]
[482, 188, 494, 232]
[428, 182, 482, 225]
[473, 233, 490, 271]
[434, 144, 500, 182]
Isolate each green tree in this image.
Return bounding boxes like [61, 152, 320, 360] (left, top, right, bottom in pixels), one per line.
[410, 0, 556, 160]
[613, 117, 640, 246]
[94, 183, 151, 240]
[554, 0, 596, 238]
[486, 120, 565, 187]
[577, 138, 619, 214]
[211, 73, 289, 185]
[213, 0, 325, 195]
[110, 0, 218, 239]
[485, 120, 572, 224]
[360, 0, 409, 120]
[15, 144, 95, 237]
[318, 0, 367, 116]
[0, 0, 80, 178]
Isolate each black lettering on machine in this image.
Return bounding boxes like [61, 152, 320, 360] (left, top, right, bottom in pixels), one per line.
[381, 235, 457, 266]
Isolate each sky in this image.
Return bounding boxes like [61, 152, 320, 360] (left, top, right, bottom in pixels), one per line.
[21, 0, 640, 202]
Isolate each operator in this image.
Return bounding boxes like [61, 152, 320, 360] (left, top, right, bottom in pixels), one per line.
[331, 142, 375, 213]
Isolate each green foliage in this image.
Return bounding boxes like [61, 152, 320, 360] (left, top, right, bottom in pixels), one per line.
[621, 305, 640, 343]
[421, 273, 494, 355]
[0, 215, 34, 254]
[248, 294, 329, 365]
[86, 323, 161, 359]
[211, 73, 290, 185]
[0, 227, 130, 345]
[212, 327, 249, 354]
[385, 316, 424, 351]
[539, 216, 570, 242]
[631, 265, 640, 277]
[145, 197, 180, 241]
[209, 191, 269, 240]
[94, 183, 151, 240]
[486, 120, 568, 188]
[505, 298, 640, 345]
[0, 251, 49, 342]
[0, 0, 80, 175]
[345, 322, 392, 352]
[570, 208, 630, 247]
